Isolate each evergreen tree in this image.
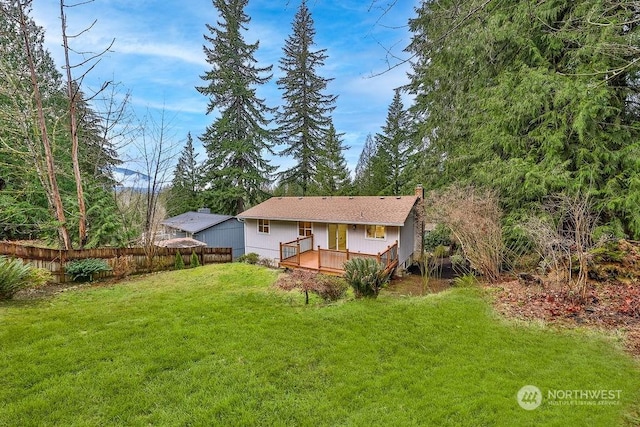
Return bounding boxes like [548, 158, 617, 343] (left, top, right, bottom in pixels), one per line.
[276, 0, 337, 195]
[166, 133, 201, 216]
[197, 0, 275, 215]
[312, 123, 351, 195]
[353, 134, 376, 195]
[371, 88, 410, 195]
[407, 0, 640, 238]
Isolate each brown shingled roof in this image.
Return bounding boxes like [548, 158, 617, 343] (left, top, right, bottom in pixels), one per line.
[237, 196, 418, 226]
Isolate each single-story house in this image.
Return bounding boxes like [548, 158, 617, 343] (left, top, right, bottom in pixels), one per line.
[237, 187, 425, 274]
[160, 209, 245, 259]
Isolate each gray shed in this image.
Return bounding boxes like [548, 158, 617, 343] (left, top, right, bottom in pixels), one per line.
[160, 209, 245, 259]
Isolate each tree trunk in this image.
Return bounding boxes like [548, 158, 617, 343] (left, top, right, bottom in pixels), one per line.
[60, 0, 87, 247]
[18, 1, 72, 249]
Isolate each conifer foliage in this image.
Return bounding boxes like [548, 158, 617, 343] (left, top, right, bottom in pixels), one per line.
[407, 0, 640, 238]
[276, 0, 337, 195]
[166, 133, 201, 217]
[198, 0, 276, 215]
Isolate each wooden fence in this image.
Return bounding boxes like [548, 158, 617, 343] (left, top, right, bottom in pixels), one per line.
[0, 242, 233, 283]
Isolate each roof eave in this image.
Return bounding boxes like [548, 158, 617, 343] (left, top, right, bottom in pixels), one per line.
[237, 216, 406, 227]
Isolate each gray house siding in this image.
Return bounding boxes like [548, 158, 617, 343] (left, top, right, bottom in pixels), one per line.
[194, 218, 245, 259]
[399, 209, 416, 268]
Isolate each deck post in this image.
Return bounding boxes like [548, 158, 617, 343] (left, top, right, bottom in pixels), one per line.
[346, 248, 350, 261]
[297, 242, 301, 265]
[377, 252, 381, 264]
[317, 245, 321, 269]
[279, 242, 283, 262]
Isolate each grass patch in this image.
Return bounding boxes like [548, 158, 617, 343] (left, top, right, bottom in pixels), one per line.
[1, 263, 639, 426]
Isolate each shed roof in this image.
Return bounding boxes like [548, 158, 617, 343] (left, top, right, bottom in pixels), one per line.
[155, 237, 208, 248]
[161, 212, 235, 234]
[237, 196, 419, 226]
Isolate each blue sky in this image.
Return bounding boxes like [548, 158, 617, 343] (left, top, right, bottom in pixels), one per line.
[32, 0, 417, 178]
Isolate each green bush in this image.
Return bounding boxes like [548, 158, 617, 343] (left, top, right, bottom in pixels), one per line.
[65, 258, 111, 282]
[452, 274, 478, 288]
[343, 258, 390, 298]
[424, 223, 452, 251]
[433, 244, 449, 258]
[190, 251, 200, 268]
[0, 256, 50, 299]
[237, 253, 259, 264]
[175, 251, 185, 270]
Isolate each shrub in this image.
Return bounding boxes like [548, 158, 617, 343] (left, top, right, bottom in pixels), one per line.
[424, 223, 452, 251]
[452, 273, 478, 288]
[237, 253, 259, 264]
[343, 258, 390, 298]
[314, 274, 348, 302]
[112, 255, 134, 279]
[190, 251, 200, 268]
[433, 244, 449, 258]
[65, 258, 111, 282]
[175, 251, 185, 270]
[275, 270, 348, 304]
[0, 256, 50, 299]
[25, 267, 53, 287]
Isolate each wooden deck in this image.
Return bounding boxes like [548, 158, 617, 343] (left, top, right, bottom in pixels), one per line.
[278, 236, 399, 276]
[279, 250, 344, 275]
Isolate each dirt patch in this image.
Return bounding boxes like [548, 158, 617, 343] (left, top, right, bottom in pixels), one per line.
[385, 273, 452, 296]
[11, 277, 129, 300]
[488, 278, 640, 357]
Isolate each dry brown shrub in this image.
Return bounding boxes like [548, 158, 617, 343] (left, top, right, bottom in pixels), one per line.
[112, 255, 134, 279]
[426, 186, 503, 282]
[522, 193, 601, 300]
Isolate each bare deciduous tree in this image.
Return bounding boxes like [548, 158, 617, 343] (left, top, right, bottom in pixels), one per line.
[523, 193, 601, 300]
[426, 186, 504, 282]
[59, 0, 114, 247]
[11, 0, 72, 248]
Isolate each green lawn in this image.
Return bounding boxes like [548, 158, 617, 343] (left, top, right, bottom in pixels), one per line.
[1, 263, 639, 426]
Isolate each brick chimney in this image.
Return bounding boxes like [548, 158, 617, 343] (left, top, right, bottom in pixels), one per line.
[415, 184, 424, 200]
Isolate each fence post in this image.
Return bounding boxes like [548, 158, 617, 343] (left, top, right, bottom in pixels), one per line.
[377, 252, 381, 264]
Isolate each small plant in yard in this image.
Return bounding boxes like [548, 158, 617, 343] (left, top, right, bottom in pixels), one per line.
[276, 270, 347, 304]
[190, 251, 200, 268]
[112, 255, 134, 279]
[175, 251, 185, 270]
[237, 252, 259, 264]
[343, 257, 390, 298]
[65, 258, 111, 282]
[424, 223, 452, 251]
[0, 256, 51, 299]
[452, 273, 478, 288]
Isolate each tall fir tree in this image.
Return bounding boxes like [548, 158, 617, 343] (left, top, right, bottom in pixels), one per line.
[276, 0, 337, 195]
[166, 133, 201, 216]
[312, 123, 351, 195]
[370, 88, 410, 195]
[407, 0, 640, 238]
[353, 133, 376, 195]
[197, 0, 275, 215]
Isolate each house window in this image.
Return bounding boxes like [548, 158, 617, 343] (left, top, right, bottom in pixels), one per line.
[365, 225, 386, 240]
[258, 219, 270, 234]
[298, 221, 312, 237]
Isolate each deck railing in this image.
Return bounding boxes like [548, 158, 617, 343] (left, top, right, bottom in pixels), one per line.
[279, 237, 398, 274]
[316, 240, 399, 273]
[279, 235, 314, 266]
